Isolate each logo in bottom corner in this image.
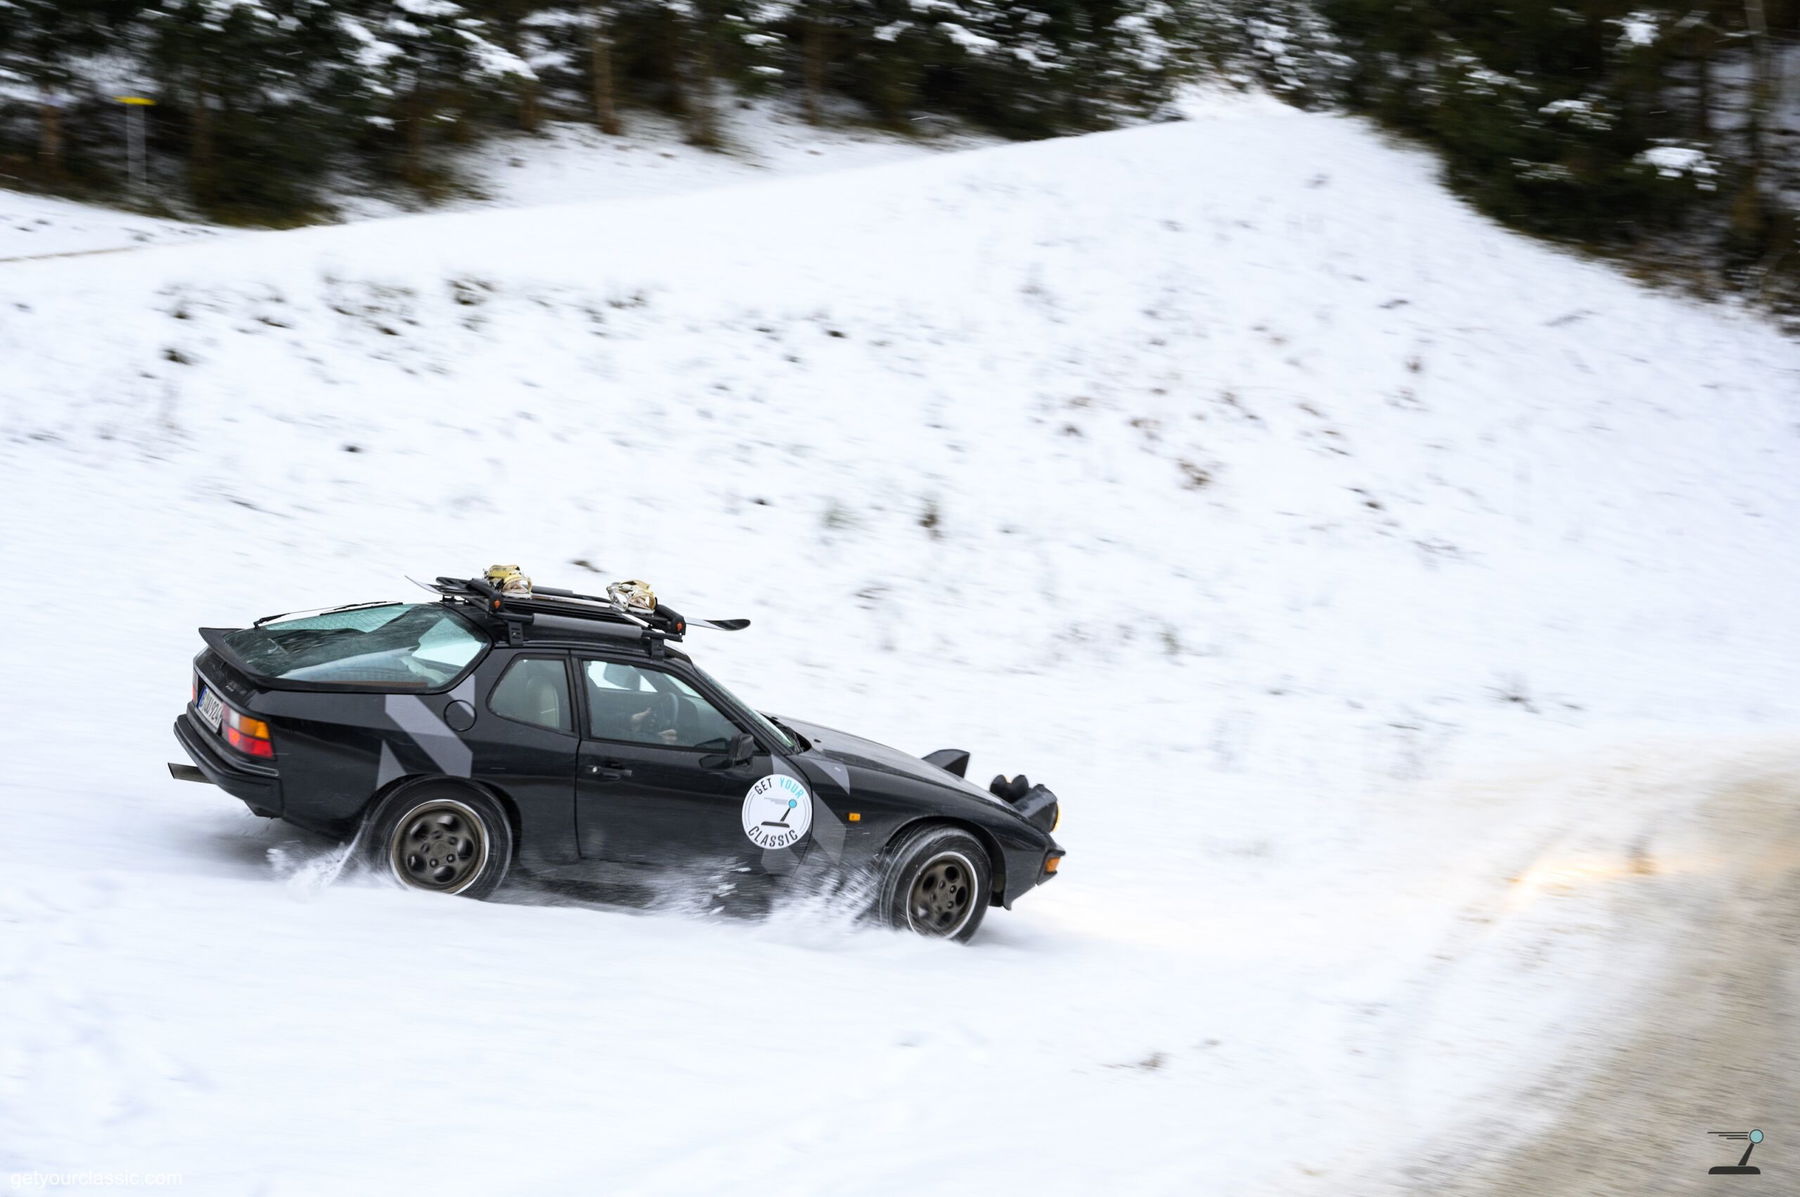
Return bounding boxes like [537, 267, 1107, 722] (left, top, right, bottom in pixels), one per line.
[1707, 1129, 1766, 1176]
[742, 773, 812, 850]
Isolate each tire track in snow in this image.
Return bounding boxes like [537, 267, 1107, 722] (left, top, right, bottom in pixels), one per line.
[0, 246, 140, 266]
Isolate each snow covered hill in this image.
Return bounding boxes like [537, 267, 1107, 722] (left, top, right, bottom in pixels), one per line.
[2, 104, 1797, 1196]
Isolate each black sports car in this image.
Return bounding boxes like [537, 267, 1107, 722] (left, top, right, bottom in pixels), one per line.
[169, 569, 1065, 941]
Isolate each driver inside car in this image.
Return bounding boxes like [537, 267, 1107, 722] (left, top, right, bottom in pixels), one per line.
[627, 691, 681, 745]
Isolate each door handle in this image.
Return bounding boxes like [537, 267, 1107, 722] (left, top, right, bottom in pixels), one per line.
[585, 760, 633, 781]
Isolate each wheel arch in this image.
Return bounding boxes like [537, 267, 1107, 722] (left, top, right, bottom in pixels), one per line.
[883, 816, 1007, 907]
[363, 773, 522, 864]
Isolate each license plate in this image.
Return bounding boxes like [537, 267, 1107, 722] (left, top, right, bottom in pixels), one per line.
[197, 685, 225, 732]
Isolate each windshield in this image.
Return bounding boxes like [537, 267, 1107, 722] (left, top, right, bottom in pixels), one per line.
[691, 664, 796, 751]
[217, 603, 485, 688]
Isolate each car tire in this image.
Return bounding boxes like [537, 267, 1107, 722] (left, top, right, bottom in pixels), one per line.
[878, 825, 992, 943]
[366, 782, 513, 900]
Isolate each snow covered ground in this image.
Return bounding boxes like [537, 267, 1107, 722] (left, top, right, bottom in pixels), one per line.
[2, 100, 1798, 1196]
[0, 189, 221, 263]
[0, 98, 995, 262]
[332, 100, 1001, 220]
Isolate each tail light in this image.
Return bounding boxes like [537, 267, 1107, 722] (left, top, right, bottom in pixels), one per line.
[223, 707, 275, 758]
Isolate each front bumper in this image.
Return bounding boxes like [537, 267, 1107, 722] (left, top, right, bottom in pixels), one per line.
[172, 712, 282, 817]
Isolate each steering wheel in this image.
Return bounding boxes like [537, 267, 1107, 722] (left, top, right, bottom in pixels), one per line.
[639, 691, 679, 740]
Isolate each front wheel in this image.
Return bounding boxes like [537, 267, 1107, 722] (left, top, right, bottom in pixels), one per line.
[366, 783, 513, 900]
[878, 826, 992, 942]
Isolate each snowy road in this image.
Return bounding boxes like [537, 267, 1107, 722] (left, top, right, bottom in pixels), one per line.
[1381, 744, 1800, 1195]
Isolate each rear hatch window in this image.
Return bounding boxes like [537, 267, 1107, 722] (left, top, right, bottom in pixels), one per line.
[213, 603, 485, 688]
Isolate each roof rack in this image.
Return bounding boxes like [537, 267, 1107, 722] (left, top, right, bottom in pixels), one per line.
[423, 574, 748, 653]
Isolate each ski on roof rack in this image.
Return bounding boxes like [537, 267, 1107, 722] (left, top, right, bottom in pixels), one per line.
[421, 568, 749, 651]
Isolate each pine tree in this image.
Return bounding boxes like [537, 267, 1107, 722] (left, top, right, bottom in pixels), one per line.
[1320, 0, 1799, 309]
[474, 0, 548, 129]
[335, 0, 534, 187]
[130, 1, 360, 216]
[0, 0, 111, 176]
[509, 5, 623, 133]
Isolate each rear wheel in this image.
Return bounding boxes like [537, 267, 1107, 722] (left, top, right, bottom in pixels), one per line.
[367, 783, 512, 900]
[878, 826, 992, 943]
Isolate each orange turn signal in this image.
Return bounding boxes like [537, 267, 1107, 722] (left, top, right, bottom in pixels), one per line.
[225, 709, 270, 740]
[1044, 854, 1062, 875]
[847, 812, 861, 822]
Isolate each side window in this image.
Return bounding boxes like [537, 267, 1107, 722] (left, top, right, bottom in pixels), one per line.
[488, 656, 573, 734]
[582, 661, 743, 750]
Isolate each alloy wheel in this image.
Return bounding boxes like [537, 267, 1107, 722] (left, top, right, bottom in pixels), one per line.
[388, 799, 491, 894]
[906, 850, 977, 937]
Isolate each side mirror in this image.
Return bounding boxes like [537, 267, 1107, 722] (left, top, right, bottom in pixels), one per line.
[702, 732, 757, 770]
[729, 732, 756, 766]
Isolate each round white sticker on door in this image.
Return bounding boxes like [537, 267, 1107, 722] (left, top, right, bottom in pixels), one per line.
[742, 773, 812, 850]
